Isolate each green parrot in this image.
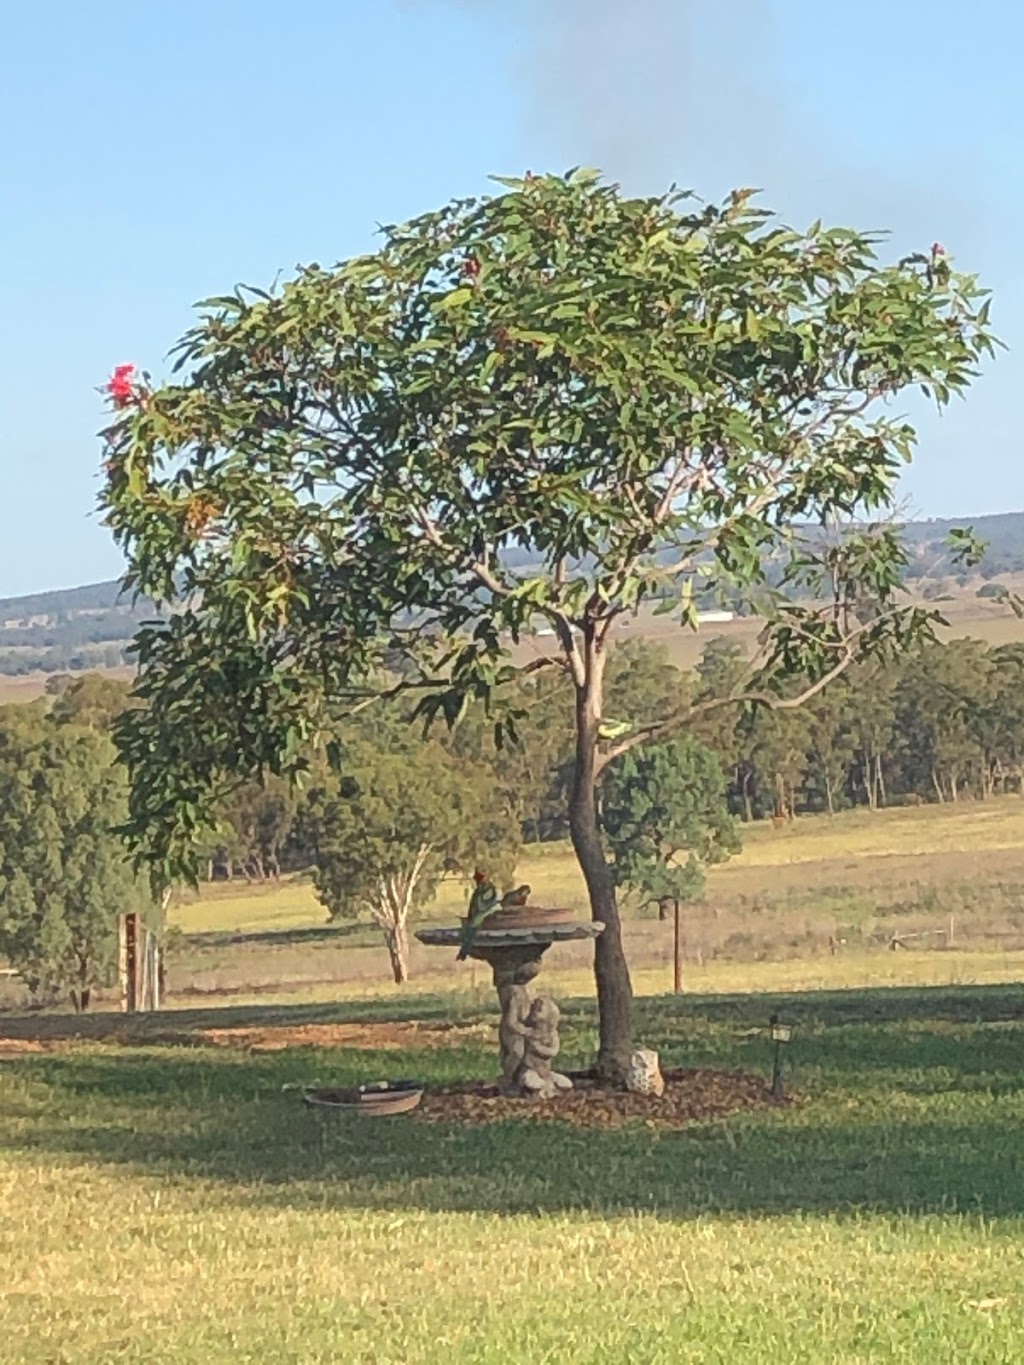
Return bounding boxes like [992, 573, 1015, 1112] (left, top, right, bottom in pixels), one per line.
[598, 717, 633, 742]
[456, 871, 501, 961]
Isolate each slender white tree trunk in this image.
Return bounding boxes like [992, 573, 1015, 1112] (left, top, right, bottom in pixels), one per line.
[371, 844, 432, 985]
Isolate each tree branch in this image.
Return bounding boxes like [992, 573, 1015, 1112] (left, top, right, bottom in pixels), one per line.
[412, 506, 512, 599]
[595, 647, 858, 773]
[550, 613, 586, 688]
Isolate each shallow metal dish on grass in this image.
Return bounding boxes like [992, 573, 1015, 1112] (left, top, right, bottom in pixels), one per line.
[301, 1080, 424, 1116]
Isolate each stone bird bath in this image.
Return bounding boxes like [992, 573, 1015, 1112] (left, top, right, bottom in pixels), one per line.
[417, 905, 602, 1097]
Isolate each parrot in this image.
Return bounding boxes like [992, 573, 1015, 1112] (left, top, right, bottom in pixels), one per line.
[456, 870, 501, 961]
[501, 883, 532, 908]
[598, 717, 633, 742]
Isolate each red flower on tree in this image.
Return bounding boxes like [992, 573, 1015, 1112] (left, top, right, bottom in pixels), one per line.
[107, 363, 136, 408]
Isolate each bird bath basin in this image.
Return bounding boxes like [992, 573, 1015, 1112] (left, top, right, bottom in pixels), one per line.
[416, 913, 603, 1097]
[302, 1080, 424, 1116]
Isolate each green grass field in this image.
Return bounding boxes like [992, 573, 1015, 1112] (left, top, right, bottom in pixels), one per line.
[3, 801, 1024, 1360]
[2, 984, 1023, 1362]
[158, 798, 1024, 1010]
[170, 797, 1024, 936]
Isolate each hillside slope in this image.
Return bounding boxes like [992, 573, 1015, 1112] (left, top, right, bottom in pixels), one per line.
[4, 512, 1024, 683]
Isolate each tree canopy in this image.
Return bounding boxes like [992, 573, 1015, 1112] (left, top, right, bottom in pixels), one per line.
[0, 711, 154, 1009]
[603, 735, 740, 906]
[300, 722, 519, 982]
[101, 169, 998, 1077]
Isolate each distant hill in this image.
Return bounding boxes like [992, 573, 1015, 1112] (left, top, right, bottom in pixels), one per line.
[0, 578, 129, 623]
[0, 578, 161, 677]
[3, 512, 1024, 677]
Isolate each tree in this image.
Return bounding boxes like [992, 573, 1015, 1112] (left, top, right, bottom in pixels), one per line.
[47, 673, 135, 732]
[206, 775, 298, 882]
[844, 657, 898, 809]
[299, 730, 519, 982]
[735, 706, 811, 822]
[443, 670, 574, 844]
[893, 640, 991, 802]
[602, 735, 740, 910]
[0, 713, 154, 1009]
[801, 681, 857, 815]
[102, 171, 996, 1080]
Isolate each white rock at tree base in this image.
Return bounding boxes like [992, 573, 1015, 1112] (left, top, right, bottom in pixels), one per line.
[626, 1048, 665, 1097]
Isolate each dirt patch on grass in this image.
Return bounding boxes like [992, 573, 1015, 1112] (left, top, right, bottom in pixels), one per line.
[0, 1038, 49, 1057]
[0, 1012, 494, 1051]
[416, 1067, 788, 1130]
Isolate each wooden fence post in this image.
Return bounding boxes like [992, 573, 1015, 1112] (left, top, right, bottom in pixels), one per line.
[151, 935, 162, 1011]
[673, 898, 682, 994]
[122, 912, 140, 1012]
[118, 915, 128, 1013]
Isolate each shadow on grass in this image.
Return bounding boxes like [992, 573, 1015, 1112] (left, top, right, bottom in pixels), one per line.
[0, 992, 486, 1041]
[180, 922, 366, 950]
[2, 983, 1024, 1220]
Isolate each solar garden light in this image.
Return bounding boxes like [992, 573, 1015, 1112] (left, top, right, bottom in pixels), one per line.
[769, 1013, 792, 1099]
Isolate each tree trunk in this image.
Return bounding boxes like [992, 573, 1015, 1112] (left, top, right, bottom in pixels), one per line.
[384, 924, 410, 984]
[774, 771, 786, 820]
[569, 628, 633, 1085]
[71, 956, 91, 1013]
[741, 770, 753, 823]
[875, 754, 887, 808]
[824, 770, 835, 817]
[863, 757, 875, 810]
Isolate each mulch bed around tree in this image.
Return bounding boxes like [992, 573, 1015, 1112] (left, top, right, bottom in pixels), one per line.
[416, 1067, 792, 1130]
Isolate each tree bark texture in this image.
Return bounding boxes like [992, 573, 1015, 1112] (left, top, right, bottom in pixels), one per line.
[569, 626, 633, 1084]
[385, 925, 410, 984]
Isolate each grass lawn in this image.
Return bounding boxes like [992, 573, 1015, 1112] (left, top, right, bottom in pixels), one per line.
[158, 799, 1024, 1008]
[170, 797, 1024, 937]
[2, 982, 1024, 1362]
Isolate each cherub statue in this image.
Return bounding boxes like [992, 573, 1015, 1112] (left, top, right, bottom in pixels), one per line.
[515, 997, 573, 1099]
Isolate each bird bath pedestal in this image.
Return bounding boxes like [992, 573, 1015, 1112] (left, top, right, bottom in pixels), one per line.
[416, 913, 603, 1097]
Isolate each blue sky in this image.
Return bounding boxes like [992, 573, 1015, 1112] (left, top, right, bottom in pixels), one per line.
[2, 0, 1021, 597]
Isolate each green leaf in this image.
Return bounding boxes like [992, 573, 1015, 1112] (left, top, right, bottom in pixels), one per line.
[433, 287, 475, 313]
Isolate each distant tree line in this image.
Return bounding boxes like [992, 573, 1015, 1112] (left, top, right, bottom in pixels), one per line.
[137, 632, 1024, 875]
[689, 636, 1024, 817]
[4, 632, 1024, 1002]
[0, 642, 129, 675]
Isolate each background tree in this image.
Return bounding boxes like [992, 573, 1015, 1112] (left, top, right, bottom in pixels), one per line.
[981, 644, 1024, 795]
[893, 640, 990, 802]
[845, 658, 898, 809]
[444, 670, 574, 844]
[602, 735, 740, 912]
[102, 171, 997, 1079]
[299, 729, 519, 982]
[801, 681, 857, 816]
[204, 776, 298, 882]
[738, 707, 811, 823]
[46, 674, 135, 732]
[0, 713, 154, 1009]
